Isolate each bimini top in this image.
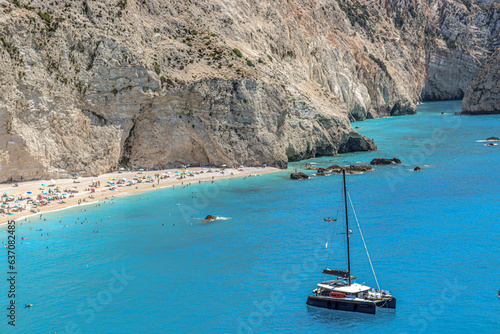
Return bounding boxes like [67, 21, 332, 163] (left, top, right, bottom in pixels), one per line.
[318, 282, 371, 294]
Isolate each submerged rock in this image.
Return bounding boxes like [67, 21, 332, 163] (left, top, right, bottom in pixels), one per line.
[290, 172, 309, 180]
[486, 137, 499, 141]
[370, 158, 402, 165]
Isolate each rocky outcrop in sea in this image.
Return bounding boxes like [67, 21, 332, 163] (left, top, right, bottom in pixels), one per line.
[370, 158, 402, 165]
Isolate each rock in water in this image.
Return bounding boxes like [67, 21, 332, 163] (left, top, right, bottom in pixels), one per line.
[326, 165, 342, 173]
[370, 158, 402, 165]
[462, 50, 500, 115]
[290, 172, 309, 180]
[414, 166, 422, 172]
[203, 215, 218, 222]
[486, 137, 499, 141]
[347, 164, 374, 173]
[316, 168, 327, 176]
[325, 164, 373, 174]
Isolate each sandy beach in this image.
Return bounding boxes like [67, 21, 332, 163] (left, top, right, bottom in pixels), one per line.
[0, 166, 280, 225]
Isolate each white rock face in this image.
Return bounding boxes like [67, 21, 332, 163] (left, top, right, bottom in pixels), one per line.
[462, 49, 500, 114]
[0, 0, 495, 181]
[421, 0, 499, 100]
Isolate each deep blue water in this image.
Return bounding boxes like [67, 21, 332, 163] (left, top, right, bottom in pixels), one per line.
[1, 101, 499, 333]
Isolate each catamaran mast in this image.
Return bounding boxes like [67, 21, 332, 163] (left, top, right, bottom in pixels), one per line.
[343, 168, 351, 285]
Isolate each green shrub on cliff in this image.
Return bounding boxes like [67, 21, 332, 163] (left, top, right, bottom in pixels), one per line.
[232, 49, 243, 57]
[336, 0, 371, 30]
[369, 54, 391, 79]
[38, 11, 51, 24]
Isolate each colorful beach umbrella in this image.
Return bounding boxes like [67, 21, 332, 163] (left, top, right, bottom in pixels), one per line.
[41, 183, 47, 186]
[27, 191, 32, 194]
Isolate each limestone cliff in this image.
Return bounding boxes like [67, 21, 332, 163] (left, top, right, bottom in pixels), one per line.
[462, 49, 500, 114]
[0, 0, 496, 181]
[421, 0, 499, 101]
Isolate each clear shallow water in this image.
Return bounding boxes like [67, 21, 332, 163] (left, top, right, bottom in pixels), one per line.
[1, 101, 499, 333]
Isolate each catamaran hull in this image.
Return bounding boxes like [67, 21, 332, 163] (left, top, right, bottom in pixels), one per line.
[306, 296, 376, 314]
[374, 296, 396, 309]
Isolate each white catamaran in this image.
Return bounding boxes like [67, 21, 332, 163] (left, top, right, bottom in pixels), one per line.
[306, 168, 396, 314]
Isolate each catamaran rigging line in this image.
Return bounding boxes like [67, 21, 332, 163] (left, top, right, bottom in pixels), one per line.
[347, 191, 380, 291]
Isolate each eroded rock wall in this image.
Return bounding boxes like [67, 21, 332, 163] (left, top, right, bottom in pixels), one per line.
[421, 0, 499, 101]
[462, 49, 500, 114]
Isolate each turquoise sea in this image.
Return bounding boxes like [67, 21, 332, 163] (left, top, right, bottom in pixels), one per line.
[2, 101, 499, 333]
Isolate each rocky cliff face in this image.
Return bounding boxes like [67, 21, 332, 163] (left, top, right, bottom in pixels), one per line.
[420, 0, 500, 101]
[462, 49, 500, 114]
[0, 0, 496, 181]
